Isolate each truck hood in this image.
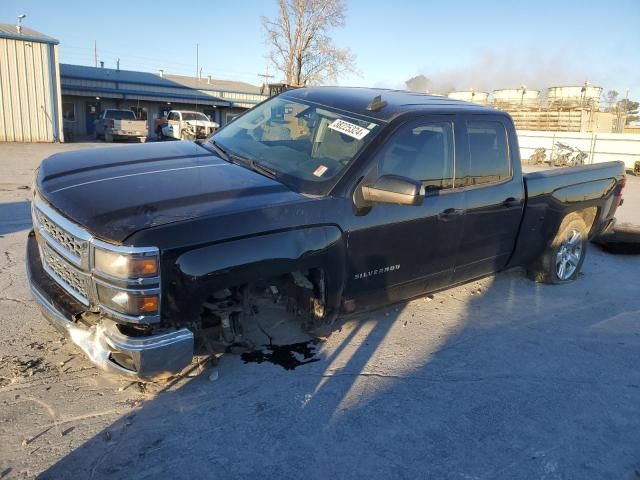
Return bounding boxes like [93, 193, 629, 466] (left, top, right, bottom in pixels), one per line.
[185, 120, 219, 128]
[37, 142, 304, 243]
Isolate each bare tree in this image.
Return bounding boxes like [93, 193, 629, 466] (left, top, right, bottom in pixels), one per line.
[262, 0, 356, 86]
[605, 90, 619, 112]
[405, 75, 431, 93]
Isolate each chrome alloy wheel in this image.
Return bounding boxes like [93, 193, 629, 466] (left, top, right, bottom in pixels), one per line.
[556, 229, 583, 280]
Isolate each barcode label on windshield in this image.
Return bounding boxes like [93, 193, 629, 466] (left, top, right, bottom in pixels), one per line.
[328, 119, 370, 140]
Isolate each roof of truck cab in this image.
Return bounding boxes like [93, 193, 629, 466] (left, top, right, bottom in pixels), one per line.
[282, 86, 503, 122]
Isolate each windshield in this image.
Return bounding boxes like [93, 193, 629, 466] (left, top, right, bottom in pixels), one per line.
[210, 96, 382, 194]
[105, 110, 136, 120]
[182, 112, 210, 122]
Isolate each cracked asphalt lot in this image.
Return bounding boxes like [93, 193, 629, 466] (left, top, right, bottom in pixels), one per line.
[1, 142, 640, 479]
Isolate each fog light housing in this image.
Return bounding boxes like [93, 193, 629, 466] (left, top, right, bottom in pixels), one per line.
[97, 283, 159, 316]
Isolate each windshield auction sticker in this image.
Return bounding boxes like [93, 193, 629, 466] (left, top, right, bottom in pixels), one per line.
[328, 119, 370, 140]
[313, 165, 328, 177]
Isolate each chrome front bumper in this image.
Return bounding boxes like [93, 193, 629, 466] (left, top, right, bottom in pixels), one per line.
[27, 234, 193, 379]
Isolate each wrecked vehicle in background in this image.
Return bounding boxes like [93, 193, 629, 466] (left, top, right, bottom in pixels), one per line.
[157, 110, 219, 141]
[27, 87, 626, 379]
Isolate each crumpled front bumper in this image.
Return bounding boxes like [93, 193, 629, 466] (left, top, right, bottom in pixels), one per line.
[26, 233, 193, 379]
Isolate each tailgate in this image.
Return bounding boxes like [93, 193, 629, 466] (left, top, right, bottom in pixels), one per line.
[115, 120, 147, 133]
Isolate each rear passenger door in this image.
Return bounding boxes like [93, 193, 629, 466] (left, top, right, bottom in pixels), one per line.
[453, 115, 525, 283]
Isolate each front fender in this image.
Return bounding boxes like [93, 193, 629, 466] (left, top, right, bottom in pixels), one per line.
[164, 226, 345, 325]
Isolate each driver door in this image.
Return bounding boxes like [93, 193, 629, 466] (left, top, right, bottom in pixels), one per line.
[344, 116, 465, 306]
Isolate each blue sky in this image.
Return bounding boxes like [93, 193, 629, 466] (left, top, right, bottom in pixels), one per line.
[4, 0, 639, 98]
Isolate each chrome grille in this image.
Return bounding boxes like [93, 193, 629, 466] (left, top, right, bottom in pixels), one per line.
[32, 195, 161, 324]
[35, 209, 84, 260]
[40, 244, 90, 304]
[33, 197, 93, 305]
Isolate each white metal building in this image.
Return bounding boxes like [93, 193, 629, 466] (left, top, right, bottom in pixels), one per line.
[0, 24, 63, 142]
[0, 23, 266, 143]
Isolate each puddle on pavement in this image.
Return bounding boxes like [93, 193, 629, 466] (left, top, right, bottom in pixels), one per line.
[241, 340, 320, 370]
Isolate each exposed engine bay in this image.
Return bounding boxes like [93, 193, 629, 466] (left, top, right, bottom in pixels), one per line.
[194, 269, 327, 357]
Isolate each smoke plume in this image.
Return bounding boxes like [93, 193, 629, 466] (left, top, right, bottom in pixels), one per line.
[405, 48, 594, 95]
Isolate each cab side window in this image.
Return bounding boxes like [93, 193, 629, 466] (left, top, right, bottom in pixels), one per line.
[461, 121, 510, 187]
[375, 121, 454, 190]
[167, 112, 178, 121]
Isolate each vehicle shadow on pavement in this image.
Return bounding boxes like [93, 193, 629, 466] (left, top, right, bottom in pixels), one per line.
[37, 250, 640, 479]
[0, 200, 31, 235]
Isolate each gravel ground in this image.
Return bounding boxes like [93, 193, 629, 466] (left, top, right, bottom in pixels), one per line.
[1, 142, 639, 479]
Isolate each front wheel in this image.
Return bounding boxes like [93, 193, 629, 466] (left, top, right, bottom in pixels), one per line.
[527, 213, 588, 284]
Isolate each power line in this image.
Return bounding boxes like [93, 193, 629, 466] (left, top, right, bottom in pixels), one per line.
[61, 45, 260, 78]
[58, 54, 260, 84]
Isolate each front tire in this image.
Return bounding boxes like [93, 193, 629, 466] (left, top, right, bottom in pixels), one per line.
[527, 213, 588, 284]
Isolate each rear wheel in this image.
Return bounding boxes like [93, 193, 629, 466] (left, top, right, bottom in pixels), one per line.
[527, 213, 588, 284]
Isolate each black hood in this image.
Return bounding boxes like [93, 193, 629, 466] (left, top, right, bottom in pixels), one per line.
[37, 142, 304, 243]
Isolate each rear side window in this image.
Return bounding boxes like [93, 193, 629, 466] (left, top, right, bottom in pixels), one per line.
[105, 110, 136, 121]
[376, 121, 454, 191]
[461, 121, 510, 187]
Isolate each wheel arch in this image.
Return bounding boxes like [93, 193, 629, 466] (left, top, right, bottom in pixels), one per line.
[163, 226, 346, 326]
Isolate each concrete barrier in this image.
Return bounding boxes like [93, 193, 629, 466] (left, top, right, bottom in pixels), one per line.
[592, 222, 640, 254]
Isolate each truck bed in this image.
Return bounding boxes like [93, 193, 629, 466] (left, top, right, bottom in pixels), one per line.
[508, 161, 626, 269]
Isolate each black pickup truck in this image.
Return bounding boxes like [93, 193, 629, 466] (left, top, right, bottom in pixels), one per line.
[26, 87, 626, 378]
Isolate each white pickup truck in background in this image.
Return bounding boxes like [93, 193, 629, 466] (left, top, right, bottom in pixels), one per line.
[95, 109, 148, 143]
[157, 110, 219, 141]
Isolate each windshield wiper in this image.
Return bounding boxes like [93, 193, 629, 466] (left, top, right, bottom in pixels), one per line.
[245, 159, 277, 179]
[227, 152, 277, 180]
[207, 142, 277, 180]
[208, 140, 230, 162]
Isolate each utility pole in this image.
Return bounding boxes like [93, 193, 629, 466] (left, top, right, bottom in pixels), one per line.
[258, 65, 274, 95]
[93, 40, 97, 68]
[195, 43, 199, 110]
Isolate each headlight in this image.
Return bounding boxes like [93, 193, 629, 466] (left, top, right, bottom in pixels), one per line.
[94, 248, 158, 279]
[96, 283, 159, 316]
[91, 242, 160, 322]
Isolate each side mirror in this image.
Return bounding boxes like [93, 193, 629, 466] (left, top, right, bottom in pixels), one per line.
[361, 175, 425, 206]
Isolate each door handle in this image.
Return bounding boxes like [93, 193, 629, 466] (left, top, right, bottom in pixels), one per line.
[503, 197, 521, 208]
[438, 208, 463, 220]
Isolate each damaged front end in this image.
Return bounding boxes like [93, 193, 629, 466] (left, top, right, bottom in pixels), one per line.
[195, 269, 328, 352]
[27, 196, 194, 379]
[27, 232, 193, 378]
[31, 282, 193, 378]
[184, 122, 215, 139]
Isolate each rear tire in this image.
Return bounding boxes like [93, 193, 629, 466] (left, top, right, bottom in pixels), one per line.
[527, 213, 588, 284]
